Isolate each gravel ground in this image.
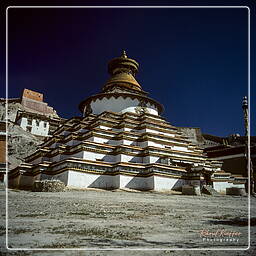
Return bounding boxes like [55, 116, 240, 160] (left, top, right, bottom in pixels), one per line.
[0, 188, 255, 256]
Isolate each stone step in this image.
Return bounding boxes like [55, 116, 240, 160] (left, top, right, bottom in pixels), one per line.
[182, 185, 201, 195]
[226, 187, 247, 196]
[201, 185, 219, 196]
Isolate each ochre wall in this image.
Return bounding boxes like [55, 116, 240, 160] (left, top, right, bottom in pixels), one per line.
[0, 138, 6, 163]
[22, 89, 43, 102]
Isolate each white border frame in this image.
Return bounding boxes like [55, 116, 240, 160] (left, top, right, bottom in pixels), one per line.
[5, 5, 251, 251]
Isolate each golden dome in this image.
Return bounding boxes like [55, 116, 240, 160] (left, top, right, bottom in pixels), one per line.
[104, 72, 141, 91]
[79, 51, 164, 115]
[103, 51, 142, 92]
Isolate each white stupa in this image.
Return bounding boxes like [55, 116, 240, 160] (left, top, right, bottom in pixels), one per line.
[9, 51, 246, 192]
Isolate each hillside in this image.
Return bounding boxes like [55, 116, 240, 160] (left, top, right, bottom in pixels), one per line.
[0, 101, 44, 170]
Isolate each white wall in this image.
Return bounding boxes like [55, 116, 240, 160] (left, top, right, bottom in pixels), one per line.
[119, 175, 154, 190]
[143, 155, 159, 164]
[67, 171, 118, 189]
[82, 151, 106, 161]
[66, 171, 154, 190]
[123, 127, 132, 132]
[172, 146, 190, 152]
[102, 154, 117, 162]
[122, 139, 134, 146]
[98, 125, 112, 130]
[90, 96, 158, 116]
[66, 171, 183, 191]
[140, 141, 165, 148]
[93, 137, 110, 144]
[153, 176, 179, 190]
[31, 119, 49, 136]
[213, 181, 244, 193]
[109, 140, 121, 146]
[120, 154, 133, 162]
[143, 128, 175, 137]
[147, 141, 165, 148]
[117, 154, 142, 163]
[129, 156, 143, 163]
[19, 117, 49, 136]
[19, 117, 28, 130]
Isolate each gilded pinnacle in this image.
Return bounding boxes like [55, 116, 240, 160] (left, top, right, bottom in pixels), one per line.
[242, 96, 248, 109]
[121, 50, 127, 58]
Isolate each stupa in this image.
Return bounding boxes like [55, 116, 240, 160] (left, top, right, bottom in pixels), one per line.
[9, 51, 246, 192]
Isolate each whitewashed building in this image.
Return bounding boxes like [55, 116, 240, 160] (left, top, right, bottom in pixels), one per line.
[1, 88, 65, 137]
[9, 52, 246, 192]
[16, 110, 62, 137]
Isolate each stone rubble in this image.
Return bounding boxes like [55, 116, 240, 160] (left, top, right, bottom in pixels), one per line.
[32, 180, 66, 192]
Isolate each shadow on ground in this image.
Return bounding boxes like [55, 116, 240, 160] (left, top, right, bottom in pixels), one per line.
[208, 217, 256, 226]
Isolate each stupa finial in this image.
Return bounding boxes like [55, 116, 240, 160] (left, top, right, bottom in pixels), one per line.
[242, 96, 248, 109]
[121, 50, 127, 58]
[242, 95, 248, 137]
[104, 51, 141, 92]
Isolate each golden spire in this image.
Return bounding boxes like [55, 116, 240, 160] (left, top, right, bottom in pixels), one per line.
[103, 51, 141, 92]
[121, 50, 127, 58]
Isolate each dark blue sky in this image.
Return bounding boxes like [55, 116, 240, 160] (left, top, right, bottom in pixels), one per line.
[2, 1, 255, 137]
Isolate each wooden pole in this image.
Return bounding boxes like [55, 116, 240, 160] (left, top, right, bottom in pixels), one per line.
[242, 96, 255, 195]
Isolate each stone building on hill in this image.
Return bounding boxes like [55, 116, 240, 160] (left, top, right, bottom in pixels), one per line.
[0, 89, 67, 182]
[8, 52, 247, 192]
[0, 88, 65, 137]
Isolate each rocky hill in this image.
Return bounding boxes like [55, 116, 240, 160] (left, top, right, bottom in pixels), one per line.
[0, 100, 23, 122]
[7, 122, 43, 170]
[0, 101, 44, 170]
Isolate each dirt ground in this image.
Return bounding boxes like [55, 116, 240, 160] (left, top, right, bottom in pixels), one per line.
[0, 188, 255, 256]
